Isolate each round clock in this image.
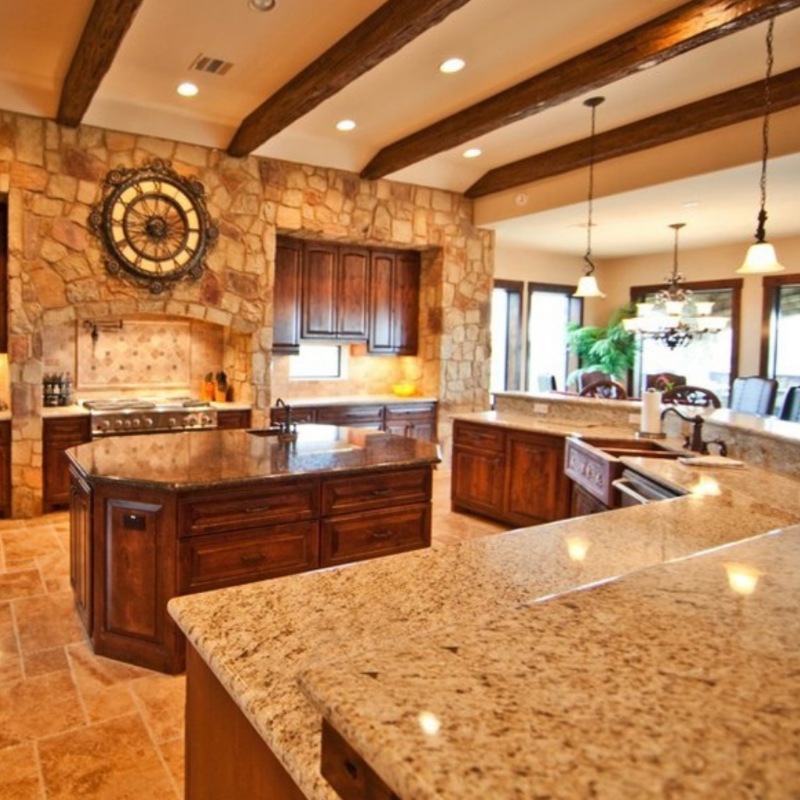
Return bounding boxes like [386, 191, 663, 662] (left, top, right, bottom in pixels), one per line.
[89, 159, 218, 294]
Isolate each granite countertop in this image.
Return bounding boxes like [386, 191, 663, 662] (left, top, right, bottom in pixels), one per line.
[66, 424, 439, 489]
[168, 453, 800, 800]
[276, 395, 438, 407]
[299, 528, 800, 799]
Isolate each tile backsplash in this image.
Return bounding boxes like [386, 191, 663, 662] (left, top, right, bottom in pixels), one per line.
[43, 316, 224, 399]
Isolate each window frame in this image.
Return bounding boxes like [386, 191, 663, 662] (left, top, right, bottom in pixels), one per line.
[491, 279, 524, 393]
[759, 272, 800, 377]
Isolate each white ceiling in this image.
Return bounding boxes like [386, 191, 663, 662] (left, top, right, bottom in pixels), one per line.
[1, 0, 799, 257]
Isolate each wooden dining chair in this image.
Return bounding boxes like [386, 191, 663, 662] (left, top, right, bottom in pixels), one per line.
[577, 371, 611, 392]
[579, 379, 627, 399]
[779, 386, 800, 421]
[645, 373, 687, 391]
[662, 385, 721, 408]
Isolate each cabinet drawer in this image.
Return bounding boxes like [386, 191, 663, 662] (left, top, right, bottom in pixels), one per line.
[43, 415, 92, 443]
[322, 468, 430, 515]
[321, 720, 400, 800]
[321, 503, 430, 567]
[180, 521, 319, 592]
[316, 405, 384, 426]
[452, 421, 504, 452]
[216, 408, 252, 429]
[384, 402, 435, 421]
[178, 479, 319, 537]
[271, 406, 317, 425]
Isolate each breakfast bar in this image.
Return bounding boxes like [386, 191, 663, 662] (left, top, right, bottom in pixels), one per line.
[168, 426, 800, 799]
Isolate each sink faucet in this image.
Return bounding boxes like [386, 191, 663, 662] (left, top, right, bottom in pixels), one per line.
[660, 406, 705, 453]
[274, 398, 294, 435]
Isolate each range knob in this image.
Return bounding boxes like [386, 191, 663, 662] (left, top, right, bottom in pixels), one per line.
[122, 419, 132, 429]
[167, 417, 178, 428]
[185, 416, 197, 427]
[113, 419, 124, 430]
[143, 416, 154, 428]
[97, 419, 111, 433]
[131, 417, 141, 429]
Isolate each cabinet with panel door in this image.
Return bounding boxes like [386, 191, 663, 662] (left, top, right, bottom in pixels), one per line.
[368, 248, 420, 355]
[273, 237, 302, 354]
[0, 420, 10, 517]
[215, 408, 252, 430]
[301, 241, 369, 341]
[451, 419, 569, 526]
[43, 415, 92, 512]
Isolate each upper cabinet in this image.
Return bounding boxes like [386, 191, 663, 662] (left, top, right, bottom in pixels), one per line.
[301, 241, 368, 341]
[0, 202, 7, 353]
[273, 237, 302, 354]
[275, 236, 420, 356]
[368, 249, 419, 355]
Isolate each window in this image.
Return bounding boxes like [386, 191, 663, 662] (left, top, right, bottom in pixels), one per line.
[490, 281, 523, 393]
[761, 273, 800, 410]
[631, 279, 741, 403]
[288, 344, 344, 379]
[526, 284, 582, 392]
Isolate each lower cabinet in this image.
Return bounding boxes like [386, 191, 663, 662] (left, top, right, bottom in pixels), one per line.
[43, 415, 92, 512]
[72, 465, 434, 674]
[271, 400, 437, 442]
[569, 482, 610, 517]
[215, 408, 252, 429]
[451, 420, 569, 526]
[0, 420, 10, 517]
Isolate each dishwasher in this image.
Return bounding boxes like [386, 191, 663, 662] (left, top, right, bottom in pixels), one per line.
[612, 468, 687, 506]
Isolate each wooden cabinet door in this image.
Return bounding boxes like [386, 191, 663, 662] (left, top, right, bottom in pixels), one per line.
[336, 246, 368, 338]
[368, 250, 420, 354]
[273, 237, 302, 354]
[504, 431, 569, 525]
[0, 420, 10, 517]
[302, 241, 338, 338]
[570, 482, 609, 517]
[69, 467, 92, 633]
[43, 416, 92, 512]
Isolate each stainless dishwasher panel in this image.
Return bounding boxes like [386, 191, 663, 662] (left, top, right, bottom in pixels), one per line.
[612, 469, 686, 506]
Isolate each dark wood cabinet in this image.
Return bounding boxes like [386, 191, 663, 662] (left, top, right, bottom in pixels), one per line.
[0, 202, 7, 353]
[273, 237, 302, 354]
[42, 415, 92, 512]
[302, 241, 368, 340]
[451, 420, 569, 526]
[215, 407, 252, 429]
[570, 482, 609, 517]
[0, 420, 10, 517]
[68, 466, 92, 633]
[368, 249, 419, 355]
[270, 400, 437, 442]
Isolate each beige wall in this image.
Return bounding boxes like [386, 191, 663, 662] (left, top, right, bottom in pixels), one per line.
[495, 234, 800, 379]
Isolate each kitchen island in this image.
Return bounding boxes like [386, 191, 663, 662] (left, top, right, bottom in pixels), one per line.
[66, 424, 440, 673]
[169, 434, 800, 799]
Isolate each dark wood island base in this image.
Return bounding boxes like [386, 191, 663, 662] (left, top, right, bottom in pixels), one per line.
[67, 425, 439, 673]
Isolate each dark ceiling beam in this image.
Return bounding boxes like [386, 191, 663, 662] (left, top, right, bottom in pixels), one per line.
[226, 0, 472, 158]
[465, 67, 800, 198]
[361, 0, 800, 180]
[57, 0, 145, 127]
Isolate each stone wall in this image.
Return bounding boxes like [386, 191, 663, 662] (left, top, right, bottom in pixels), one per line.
[0, 109, 493, 516]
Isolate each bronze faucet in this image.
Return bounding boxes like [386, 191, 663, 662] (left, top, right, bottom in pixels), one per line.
[660, 406, 705, 453]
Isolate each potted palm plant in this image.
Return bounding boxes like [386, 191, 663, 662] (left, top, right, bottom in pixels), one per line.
[567, 303, 638, 387]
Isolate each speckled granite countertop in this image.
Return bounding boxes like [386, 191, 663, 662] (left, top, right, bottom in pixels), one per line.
[67, 424, 439, 489]
[169, 450, 800, 800]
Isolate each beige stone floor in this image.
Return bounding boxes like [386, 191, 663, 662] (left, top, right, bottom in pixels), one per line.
[0, 469, 507, 799]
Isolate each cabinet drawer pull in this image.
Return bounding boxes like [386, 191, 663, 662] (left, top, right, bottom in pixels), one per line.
[244, 505, 270, 514]
[240, 553, 267, 566]
[371, 529, 395, 540]
[344, 759, 359, 779]
[370, 488, 391, 497]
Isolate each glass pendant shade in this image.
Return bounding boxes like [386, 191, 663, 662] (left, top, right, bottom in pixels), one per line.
[573, 274, 605, 298]
[737, 241, 784, 274]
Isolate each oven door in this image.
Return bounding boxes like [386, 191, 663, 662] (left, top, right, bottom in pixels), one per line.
[612, 469, 685, 507]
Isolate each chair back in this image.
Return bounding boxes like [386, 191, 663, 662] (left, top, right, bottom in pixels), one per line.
[579, 380, 627, 399]
[779, 386, 800, 421]
[536, 374, 557, 392]
[645, 373, 687, 391]
[662, 385, 721, 408]
[577, 371, 611, 391]
[730, 376, 778, 416]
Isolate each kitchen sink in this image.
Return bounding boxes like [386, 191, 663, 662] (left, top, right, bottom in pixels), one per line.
[564, 436, 684, 509]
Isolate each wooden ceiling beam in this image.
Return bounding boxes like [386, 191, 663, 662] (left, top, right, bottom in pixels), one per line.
[226, 0, 472, 158]
[57, 0, 145, 127]
[361, 0, 800, 180]
[465, 68, 800, 198]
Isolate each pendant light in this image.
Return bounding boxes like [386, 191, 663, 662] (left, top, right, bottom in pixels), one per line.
[738, 18, 784, 275]
[573, 97, 606, 298]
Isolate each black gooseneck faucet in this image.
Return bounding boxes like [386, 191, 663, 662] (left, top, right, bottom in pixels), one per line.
[660, 405, 706, 453]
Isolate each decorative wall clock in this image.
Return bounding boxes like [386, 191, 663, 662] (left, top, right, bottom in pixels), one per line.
[88, 159, 218, 294]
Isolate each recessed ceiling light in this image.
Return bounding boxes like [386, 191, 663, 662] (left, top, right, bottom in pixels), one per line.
[336, 119, 356, 132]
[462, 147, 482, 159]
[439, 57, 465, 74]
[248, 0, 276, 10]
[177, 82, 199, 97]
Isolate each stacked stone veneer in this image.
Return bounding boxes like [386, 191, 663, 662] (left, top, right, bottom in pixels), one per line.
[0, 110, 493, 516]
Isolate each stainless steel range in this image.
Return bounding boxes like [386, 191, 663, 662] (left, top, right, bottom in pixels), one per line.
[83, 397, 218, 437]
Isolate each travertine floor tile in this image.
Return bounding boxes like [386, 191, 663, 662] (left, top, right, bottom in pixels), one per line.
[158, 736, 185, 789]
[14, 591, 87, 654]
[0, 742, 44, 800]
[0, 569, 45, 602]
[38, 714, 179, 800]
[130, 673, 187, 744]
[1, 527, 63, 570]
[23, 645, 69, 678]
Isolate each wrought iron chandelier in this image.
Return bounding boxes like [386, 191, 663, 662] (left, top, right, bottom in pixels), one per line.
[623, 223, 727, 350]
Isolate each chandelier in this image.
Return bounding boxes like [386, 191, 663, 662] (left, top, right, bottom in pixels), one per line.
[623, 223, 728, 350]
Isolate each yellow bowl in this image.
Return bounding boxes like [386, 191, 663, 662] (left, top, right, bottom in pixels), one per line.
[392, 382, 416, 397]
